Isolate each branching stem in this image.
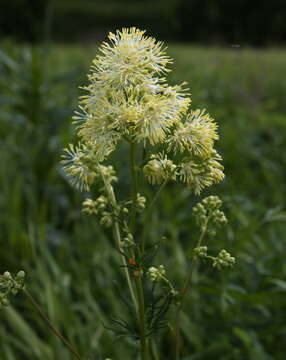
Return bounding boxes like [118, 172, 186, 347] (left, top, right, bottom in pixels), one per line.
[141, 179, 168, 253]
[175, 218, 208, 360]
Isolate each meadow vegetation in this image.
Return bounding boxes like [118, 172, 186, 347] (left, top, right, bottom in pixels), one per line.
[0, 41, 286, 359]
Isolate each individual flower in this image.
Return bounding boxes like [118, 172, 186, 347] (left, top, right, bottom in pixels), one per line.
[61, 143, 97, 191]
[82, 198, 98, 215]
[178, 150, 224, 194]
[100, 212, 113, 228]
[167, 109, 218, 157]
[143, 153, 177, 185]
[134, 87, 189, 145]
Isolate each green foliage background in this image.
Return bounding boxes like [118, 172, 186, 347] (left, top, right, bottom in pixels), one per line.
[0, 42, 286, 359]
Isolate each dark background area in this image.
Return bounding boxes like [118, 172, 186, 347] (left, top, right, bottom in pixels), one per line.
[1, 0, 286, 45]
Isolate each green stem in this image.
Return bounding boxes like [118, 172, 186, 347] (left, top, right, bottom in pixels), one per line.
[150, 338, 160, 360]
[175, 220, 208, 360]
[178, 225, 206, 302]
[98, 166, 138, 310]
[23, 289, 82, 360]
[141, 179, 168, 253]
[114, 220, 138, 310]
[130, 142, 138, 233]
[134, 275, 148, 360]
[147, 180, 168, 217]
[129, 143, 148, 360]
[175, 304, 181, 360]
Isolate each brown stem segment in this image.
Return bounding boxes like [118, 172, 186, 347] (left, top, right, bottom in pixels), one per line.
[23, 289, 83, 360]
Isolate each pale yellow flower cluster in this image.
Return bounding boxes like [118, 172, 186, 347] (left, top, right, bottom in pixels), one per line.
[62, 28, 224, 194]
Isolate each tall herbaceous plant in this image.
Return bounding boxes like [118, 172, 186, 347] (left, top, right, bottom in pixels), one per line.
[61, 27, 234, 359]
[1, 28, 235, 360]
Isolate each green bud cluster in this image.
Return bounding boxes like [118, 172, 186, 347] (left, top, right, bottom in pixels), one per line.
[147, 265, 166, 282]
[0, 271, 25, 309]
[192, 246, 235, 270]
[192, 203, 207, 230]
[83, 192, 146, 227]
[136, 193, 146, 213]
[143, 153, 177, 185]
[119, 193, 146, 216]
[202, 195, 222, 210]
[193, 246, 208, 259]
[82, 196, 107, 215]
[82, 196, 113, 228]
[100, 212, 113, 228]
[122, 233, 135, 248]
[193, 195, 227, 236]
[212, 250, 235, 269]
[98, 165, 118, 185]
[147, 265, 177, 297]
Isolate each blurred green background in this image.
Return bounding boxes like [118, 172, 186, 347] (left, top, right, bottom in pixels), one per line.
[1, 1, 286, 359]
[1, 0, 286, 45]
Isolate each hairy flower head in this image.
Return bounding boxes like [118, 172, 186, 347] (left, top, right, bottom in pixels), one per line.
[63, 27, 224, 195]
[61, 143, 97, 191]
[167, 109, 218, 157]
[91, 28, 171, 88]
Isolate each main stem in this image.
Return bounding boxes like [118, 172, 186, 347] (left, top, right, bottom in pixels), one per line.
[175, 222, 208, 360]
[135, 275, 148, 360]
[130, 143, 148, 360]
[130, 142, 138, 233]
[98, 166, 138, 310]
[23, 289, 82, 360]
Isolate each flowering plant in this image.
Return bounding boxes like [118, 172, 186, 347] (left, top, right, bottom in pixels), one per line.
[1, 28, 234, 360]
[61, 28, 234, 359]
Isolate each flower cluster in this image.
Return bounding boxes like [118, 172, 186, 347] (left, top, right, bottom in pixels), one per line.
[212, 249, 235, 269]
[147, 265, 166, 282]
[192, 246, 235, 270]
[82, 196, 108, 215]
[0, 271, 25, 309]
[62, 27, 224, 195]
[82, 196, 114, 227]
[82, 191, 146, 226]
[193, 195, 227, 236]
[147, 266, 177, 296]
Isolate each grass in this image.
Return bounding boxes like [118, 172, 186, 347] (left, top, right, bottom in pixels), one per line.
[0, 42, 286, 359]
